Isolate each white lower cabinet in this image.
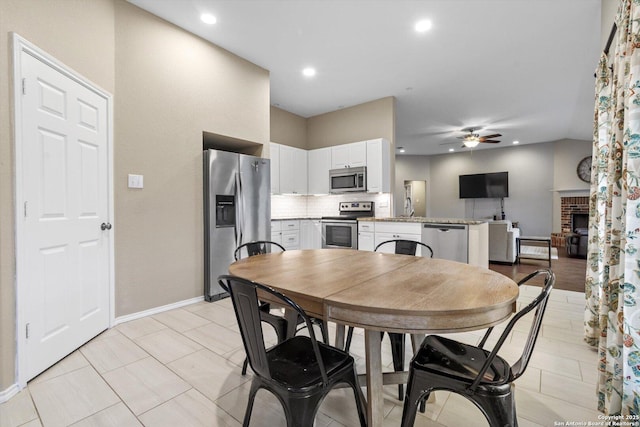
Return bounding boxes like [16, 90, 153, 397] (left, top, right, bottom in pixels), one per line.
[271, 220, 300, 250]
[271, 220, 282, 245]
[357, 221, 375, 251]
[273, 219, 322, 250]
[357, 220, 487, 266]
[280, 220, 300, 250]
[374, 222, 424, 255]
[301, 219, 322, 249]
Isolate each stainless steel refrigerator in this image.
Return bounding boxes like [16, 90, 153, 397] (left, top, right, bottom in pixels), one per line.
[204, 149, 271, 301]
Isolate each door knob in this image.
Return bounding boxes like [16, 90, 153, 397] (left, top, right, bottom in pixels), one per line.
[101, 223, 112, 230]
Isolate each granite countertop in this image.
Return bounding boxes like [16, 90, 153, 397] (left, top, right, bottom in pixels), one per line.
[357, 217, 487, 225]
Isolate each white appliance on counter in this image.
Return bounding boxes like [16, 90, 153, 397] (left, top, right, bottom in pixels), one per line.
[203, 149, 270, 301]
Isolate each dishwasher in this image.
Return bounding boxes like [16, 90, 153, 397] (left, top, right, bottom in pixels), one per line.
[422, 223, 468, 263]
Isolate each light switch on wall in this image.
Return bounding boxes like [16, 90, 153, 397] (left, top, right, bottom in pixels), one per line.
[128, 174, 144, 189]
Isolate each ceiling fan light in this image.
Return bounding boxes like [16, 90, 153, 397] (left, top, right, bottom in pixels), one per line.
[463, 139, 480, 148]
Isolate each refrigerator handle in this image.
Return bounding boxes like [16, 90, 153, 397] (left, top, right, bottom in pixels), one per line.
[236, 171, 244, 245]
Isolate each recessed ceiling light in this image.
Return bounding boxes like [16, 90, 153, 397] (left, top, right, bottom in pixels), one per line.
[398, 147, 406, 153]
[449, 148, 455, 152]
[415, 19, 432, 33]
[200, 13, 217, 25]
[302, 67, 316, 77]
[513, 140, 520, 144]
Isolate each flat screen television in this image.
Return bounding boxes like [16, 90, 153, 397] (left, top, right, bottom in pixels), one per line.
[459, 172, 509, 198]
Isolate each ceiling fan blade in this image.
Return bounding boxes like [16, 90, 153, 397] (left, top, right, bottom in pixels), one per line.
[479, 134, 502, 141]
[481, 140, 501, 143]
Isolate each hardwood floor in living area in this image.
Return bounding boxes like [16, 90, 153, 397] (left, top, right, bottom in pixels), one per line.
[489, 247, 587, 293]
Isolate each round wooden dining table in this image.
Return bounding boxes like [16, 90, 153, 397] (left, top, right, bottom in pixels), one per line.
[228, 248, 519, 427]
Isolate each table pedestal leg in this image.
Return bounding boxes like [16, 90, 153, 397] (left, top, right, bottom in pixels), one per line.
[365, 329, 383, 427]
[410, 334, 424, 352]
[335, 324, 346, 349]
[284, 309, 298, 338]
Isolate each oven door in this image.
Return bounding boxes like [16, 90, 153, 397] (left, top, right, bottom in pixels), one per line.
[322, 220, 358, 249]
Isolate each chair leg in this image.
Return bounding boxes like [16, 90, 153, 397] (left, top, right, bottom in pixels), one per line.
[284, 393, 324, 427]
[319, 320, 329, 344]
[345, 327, 354, 352]
[242, 380, 261, 427]
[400, 370, 428, 427]
[241, 357, 249, 375]
[388, 332, 406, 401]
[345, 368, 368, 427]
[470, 388, 517, 427]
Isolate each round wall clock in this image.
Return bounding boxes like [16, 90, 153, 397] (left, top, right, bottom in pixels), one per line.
[577, 156, 592, 183]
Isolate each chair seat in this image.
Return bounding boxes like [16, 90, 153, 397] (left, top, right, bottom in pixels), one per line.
[268, 336, 353, 389]
[412, 335, 511, 386]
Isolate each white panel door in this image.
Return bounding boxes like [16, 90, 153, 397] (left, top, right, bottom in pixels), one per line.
[19, 51, 111, 381]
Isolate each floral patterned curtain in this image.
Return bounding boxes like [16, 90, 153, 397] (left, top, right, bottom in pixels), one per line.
[584, 0, 640, 415]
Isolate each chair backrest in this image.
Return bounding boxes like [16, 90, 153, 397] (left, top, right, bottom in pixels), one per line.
[217, 275, 329, 383]
[375, 239, 434, 258]
[469, 269, 554, 392]
[234, 240, 286, 261]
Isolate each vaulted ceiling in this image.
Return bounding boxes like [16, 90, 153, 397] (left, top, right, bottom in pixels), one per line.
[128, 0, 602, 155]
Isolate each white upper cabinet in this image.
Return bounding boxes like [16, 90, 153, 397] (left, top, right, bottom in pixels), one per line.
[331, 141, 367, 169]
[271, 138, 390, 195]
[279, 145, 308, 194]
[308, 147, 332, 194]
[366, 138, 390, 193]
[270, 142, 280, 194]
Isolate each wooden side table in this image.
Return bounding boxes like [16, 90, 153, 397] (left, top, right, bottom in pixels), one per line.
[516, 236, 552, 267]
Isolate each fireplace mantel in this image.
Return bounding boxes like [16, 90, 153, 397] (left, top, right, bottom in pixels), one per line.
[554, 189, 590, 196]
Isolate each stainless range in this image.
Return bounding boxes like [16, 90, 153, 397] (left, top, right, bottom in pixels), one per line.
[321, 202, 375, 249]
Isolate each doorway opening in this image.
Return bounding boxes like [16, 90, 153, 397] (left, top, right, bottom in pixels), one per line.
[403, 180, 426, 217]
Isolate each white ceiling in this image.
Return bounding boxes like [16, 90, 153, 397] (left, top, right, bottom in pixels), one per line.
[128, 0, 603, 155]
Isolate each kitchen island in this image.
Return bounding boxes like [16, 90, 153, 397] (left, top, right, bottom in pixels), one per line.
[357, 217, 489, 267]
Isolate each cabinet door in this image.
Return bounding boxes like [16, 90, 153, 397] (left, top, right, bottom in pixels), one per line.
[281, 230, 300, 250]
[293, 147, 308, 194]
[271, 231, 282, 244]
[308, 147, 331, 194]
[366, 138, 390, 193]
[358, 232, 374, 251]
[348, 141, 367, 167]
[301, 219, 322, 249]
[279, 145, 307, 194]
[331, 144, 350, 169]
[270, 142, 280, 194]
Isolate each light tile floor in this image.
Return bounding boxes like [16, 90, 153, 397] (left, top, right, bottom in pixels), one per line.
[0, 285, 600, 426]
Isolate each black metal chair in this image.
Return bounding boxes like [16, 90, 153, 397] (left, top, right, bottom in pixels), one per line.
[234, 241, 288, 375]
[374, 239, 434, 258]
[234, 240, 329, 375]
[218, 275, 367, 427]
[233, 240, 286, 261]
[344, 239, 434, 401]
[400, 269, 555, 427]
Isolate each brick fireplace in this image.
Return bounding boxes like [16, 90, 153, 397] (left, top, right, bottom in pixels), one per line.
[551, 196, 589, 247]
[561, 196, 589, 232]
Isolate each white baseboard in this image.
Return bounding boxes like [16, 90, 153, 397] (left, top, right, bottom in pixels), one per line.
[0, 383, 20, 404]
[114, 295, 204, 325]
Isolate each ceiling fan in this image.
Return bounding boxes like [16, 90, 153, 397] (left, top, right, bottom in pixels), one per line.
[457, 127, 502, 148]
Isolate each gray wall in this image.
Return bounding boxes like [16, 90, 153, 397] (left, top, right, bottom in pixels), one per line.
[397, 140, 591, 237]
[394, 155, 431, 216]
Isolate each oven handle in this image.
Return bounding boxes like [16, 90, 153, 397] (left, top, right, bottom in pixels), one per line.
[321, 220, 358, 225]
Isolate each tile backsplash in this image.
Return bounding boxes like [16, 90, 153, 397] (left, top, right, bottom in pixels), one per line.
[271, 193, 392, 219]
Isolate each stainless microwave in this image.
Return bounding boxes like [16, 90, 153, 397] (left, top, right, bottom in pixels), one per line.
[329, 166, 367, 193]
